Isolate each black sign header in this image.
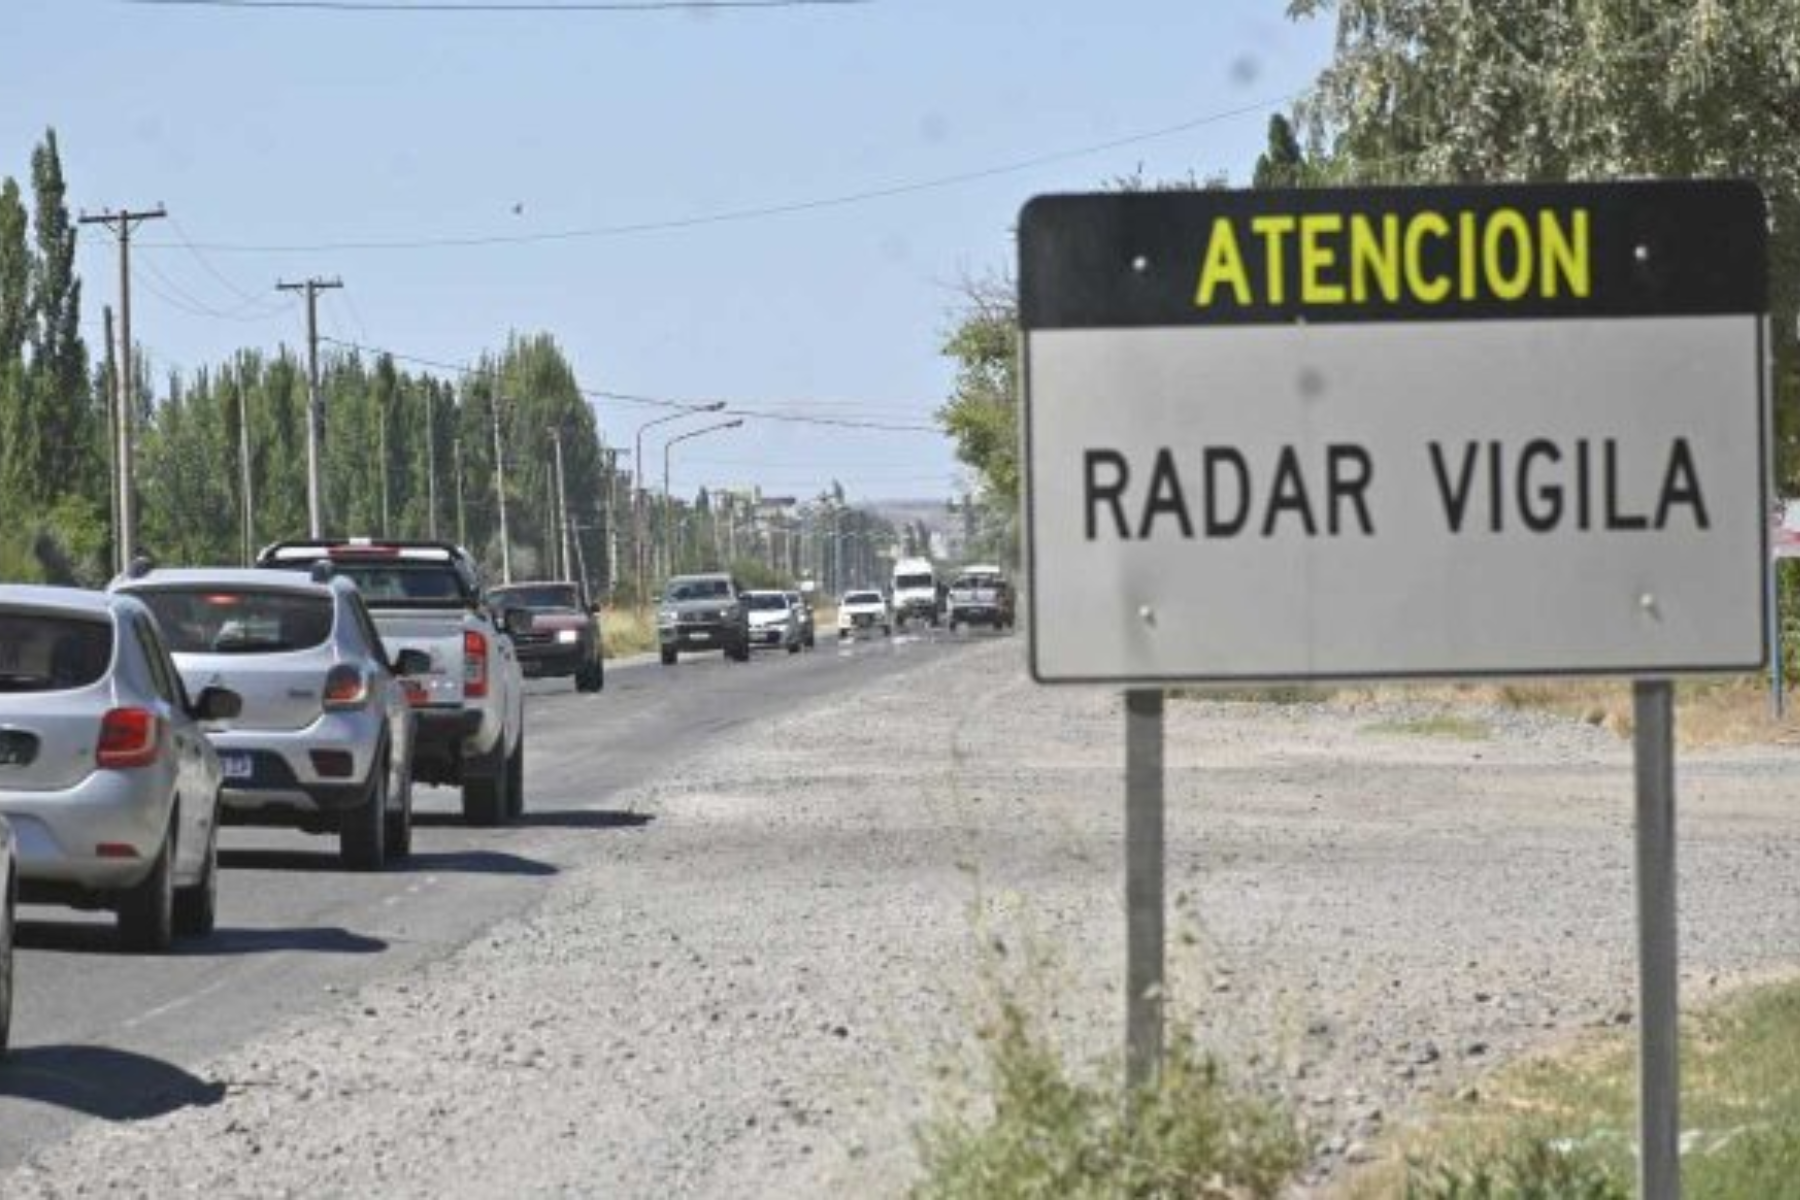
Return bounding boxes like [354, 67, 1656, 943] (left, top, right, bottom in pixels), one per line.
[1019, 181, 1766, 330]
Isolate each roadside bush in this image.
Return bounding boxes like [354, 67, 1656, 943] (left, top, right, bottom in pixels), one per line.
[913, 998, 1301, 1200]
[1403, 1138, 1626, 1200]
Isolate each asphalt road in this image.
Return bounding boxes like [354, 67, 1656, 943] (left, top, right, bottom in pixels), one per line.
[0, 625, 977, 1171]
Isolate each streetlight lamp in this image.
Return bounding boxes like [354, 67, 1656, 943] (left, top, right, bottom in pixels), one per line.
[663, 419, 744, 580]
[633, 403, 725, 607]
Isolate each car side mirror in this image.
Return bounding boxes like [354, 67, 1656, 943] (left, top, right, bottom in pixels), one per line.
[393, 648, 432, 677]
[502, 607, 534, 637]
[588, 602, 602, 615]
[193, 686, 243, 724]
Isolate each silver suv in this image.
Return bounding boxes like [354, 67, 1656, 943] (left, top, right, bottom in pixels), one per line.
[657, 574, 750, 665]
[0, 586, 240, 952]
[116, 567, 426, 871]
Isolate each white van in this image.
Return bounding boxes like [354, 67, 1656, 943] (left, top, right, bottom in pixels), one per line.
[890, 557, 939, 628]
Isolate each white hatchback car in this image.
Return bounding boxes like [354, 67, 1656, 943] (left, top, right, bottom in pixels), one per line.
[116, 567, 425, 871]
[744, 590, 802, 653]
[0, 586, 239, 952]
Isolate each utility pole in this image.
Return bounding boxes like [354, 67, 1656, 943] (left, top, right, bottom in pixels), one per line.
[275, 275, 342, 537]
[425, 389, 439, 540]
[453, 436, 468, 548]
[490, 366, 512, 584]
[102, 305, 119, 575]
[602, 445, 620, 595]
[238, 358, 254, 565]
[81, 205, 165, 568]
[378, 390, 391, 538]
[550, 426, 572, 584]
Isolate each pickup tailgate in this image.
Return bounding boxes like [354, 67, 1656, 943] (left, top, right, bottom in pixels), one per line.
[370, 608, 467, 706]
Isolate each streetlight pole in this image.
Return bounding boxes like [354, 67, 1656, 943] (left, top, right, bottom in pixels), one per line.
[632, 403, 724, 606]
[663, 419, 744, 580]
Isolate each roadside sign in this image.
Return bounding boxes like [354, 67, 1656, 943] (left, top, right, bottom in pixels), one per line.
[1020, 182, 1769, 684]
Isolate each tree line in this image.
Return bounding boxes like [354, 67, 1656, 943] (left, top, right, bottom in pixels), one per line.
[0, 129, 903, 602]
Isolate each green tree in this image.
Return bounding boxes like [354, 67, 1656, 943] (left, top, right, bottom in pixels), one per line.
[1291, 0, 1800, 470]
[1251, 113, 1310, 188]
[28, 128, 89, 473]
[0, 178, 26, 367]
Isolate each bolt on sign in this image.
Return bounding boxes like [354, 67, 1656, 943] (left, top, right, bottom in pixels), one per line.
[1020, 182, 1770, 684]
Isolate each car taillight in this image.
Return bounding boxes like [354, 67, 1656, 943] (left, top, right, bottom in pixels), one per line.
[464, 630, 488, 699]
[97, 707, 161, 769]
[323, 664, 371, 711]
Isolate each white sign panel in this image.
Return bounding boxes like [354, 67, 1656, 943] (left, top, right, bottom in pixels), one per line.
[1020, 183, 1769, 683]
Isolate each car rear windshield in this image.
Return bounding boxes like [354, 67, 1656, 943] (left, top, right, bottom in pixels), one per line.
[490, 584, 580, 611]
[844, 592, 882, 606]
[0, 611, 114, 692]
[324, 563, 468, 608]
[746, 593, 788, 611]
[137, 589, 335, 655]
[895, 573, 933, 590]
[666, 579, 730, 601]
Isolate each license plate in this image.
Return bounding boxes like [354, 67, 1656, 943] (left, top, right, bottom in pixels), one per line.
[219, 753, 253, 780]
[689, 630, 711, 641]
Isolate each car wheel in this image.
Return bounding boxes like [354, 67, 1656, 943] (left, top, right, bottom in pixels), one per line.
[731, 640, 751, 663]
[787, 638, 801, 655]
[342, 755, 389, 871]
[118, 820, 175, 953]
[505, 737, 525, 820]
[461, 743, 510, 828]
[173, 816, 219, 939]
[385, 750, 414, 861]
[576, 659, 604, 693]
[0, 870, 14, 1055]
[883, 624, 892, 637]
[660, 646, 678, 666]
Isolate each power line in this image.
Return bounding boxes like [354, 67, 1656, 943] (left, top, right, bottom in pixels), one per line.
[145, 90, 1302, 254]
[165, 214, 289, 314]
[125, 0, 870, 11]
[316, 335, 940, 432]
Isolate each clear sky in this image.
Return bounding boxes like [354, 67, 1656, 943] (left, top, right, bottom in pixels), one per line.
[0, 0, 1335, 504]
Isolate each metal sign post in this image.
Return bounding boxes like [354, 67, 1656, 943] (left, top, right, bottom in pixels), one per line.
[1124, 688, 1164, 1089]
[1634, 681, 1680, 1200]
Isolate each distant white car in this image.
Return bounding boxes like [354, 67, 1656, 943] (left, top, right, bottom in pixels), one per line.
[0, 586, 240, 952]
[115, 566, 427, 871]
[1, 814, 13, 1054]
[837, 590, 891, 639]
[744, 591, 802, 654]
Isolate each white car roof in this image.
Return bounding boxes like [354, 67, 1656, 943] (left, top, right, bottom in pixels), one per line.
[114, 566, 343, 596]
[0, 584, 124, 617]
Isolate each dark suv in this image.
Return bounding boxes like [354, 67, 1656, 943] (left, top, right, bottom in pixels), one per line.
[488, 580, 604, 693]
[657, 573, 750, 665]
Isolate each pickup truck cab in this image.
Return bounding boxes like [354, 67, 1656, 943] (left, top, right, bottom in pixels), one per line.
[257, 540, 529, 826]
[946, 568, 1015, 632]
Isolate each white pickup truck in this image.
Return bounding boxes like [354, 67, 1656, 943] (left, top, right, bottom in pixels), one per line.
[258, 540, 529, 826]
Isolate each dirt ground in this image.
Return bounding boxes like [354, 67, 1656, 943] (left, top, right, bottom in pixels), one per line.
[5, 636, 1797, 1197]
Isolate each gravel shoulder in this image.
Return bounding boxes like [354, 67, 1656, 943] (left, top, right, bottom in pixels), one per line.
[7, 637, 1799, 1197]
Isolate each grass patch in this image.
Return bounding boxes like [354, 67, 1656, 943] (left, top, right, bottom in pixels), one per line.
[914, 999, 1302, 1199]
[1345, 976, 1800, 1199]
[600, 606, 659, 659]
[1362, 715, 1491, 742]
